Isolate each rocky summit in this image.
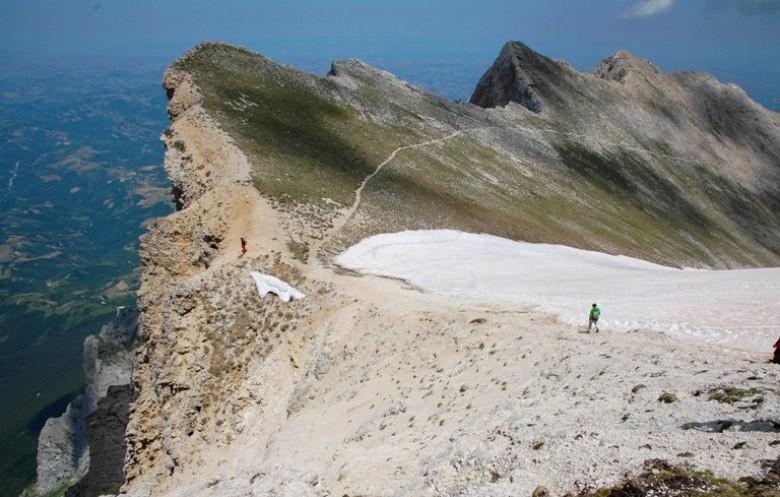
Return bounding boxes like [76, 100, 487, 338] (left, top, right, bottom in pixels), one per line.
[28, 41, 779, 497]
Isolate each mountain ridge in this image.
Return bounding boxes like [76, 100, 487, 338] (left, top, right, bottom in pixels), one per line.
[24, 40, 780, 497]
[167, 40, 779, 268]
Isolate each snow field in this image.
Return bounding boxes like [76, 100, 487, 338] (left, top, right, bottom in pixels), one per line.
[337, 230, 780, 352]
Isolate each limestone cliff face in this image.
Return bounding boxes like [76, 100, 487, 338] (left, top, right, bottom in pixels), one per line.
[32, 403, 86, 496]
[30, 308, 136, 497]
[65, 385, 132, 497]
[122, 64, 321, 491]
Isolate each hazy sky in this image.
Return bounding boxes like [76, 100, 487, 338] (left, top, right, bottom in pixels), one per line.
[2, 0, 779, 106]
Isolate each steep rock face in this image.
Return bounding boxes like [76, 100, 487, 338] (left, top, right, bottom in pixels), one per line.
[33, 402, 87, 495]
[123, 60, 310, 489]
[30, 309, 137, 497]
[65, 385, 132, 497]
[469, 41, 545, 112]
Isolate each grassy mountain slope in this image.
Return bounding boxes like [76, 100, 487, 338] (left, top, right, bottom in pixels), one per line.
[171, 42, 779, 268]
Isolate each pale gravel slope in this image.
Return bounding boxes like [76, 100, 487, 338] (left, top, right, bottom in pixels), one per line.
[124, 268, 780, 497]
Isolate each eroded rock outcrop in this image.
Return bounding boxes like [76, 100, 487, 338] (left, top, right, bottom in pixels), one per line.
[29, 308, 136, 497]
[469, 41, 545, 112]
[33, 402, 86, 495]
[65, 385, 132, 497]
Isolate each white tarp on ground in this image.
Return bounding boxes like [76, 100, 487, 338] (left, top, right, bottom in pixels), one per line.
[336, 229, 780, 353]
[250, 271, 305, 303]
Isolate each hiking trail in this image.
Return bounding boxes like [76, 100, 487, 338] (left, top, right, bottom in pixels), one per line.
[312, 129, 463, 261]
[310, 119, 716, 267]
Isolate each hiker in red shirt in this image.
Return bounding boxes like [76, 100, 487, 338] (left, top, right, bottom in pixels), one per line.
[240, 237, 248, 256]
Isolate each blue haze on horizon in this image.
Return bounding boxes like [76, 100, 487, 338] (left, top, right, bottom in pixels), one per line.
[1, 0, 779, 107]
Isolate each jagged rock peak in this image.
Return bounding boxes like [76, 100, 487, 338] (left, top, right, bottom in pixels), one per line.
[594, 50, 660, 82]
[469, 41, 549, 112]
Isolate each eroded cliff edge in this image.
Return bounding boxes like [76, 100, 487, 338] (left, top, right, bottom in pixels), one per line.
[26, 308, 136, 497]
[117, 42, 779, 497]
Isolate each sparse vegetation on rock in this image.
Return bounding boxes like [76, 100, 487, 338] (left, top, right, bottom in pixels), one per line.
[709, 387, 764, 406]
[571, 457, 780, 497]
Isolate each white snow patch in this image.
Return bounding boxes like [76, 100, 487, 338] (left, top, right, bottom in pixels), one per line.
[250, 272, 305, 303]
[336, 230, 780, 352]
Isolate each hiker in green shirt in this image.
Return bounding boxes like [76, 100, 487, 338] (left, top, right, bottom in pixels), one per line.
[588, 303, 601, 333]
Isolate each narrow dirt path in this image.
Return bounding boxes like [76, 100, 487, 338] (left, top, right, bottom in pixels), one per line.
[335, 129, 463, 235]
[310, 129, 464, 264]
